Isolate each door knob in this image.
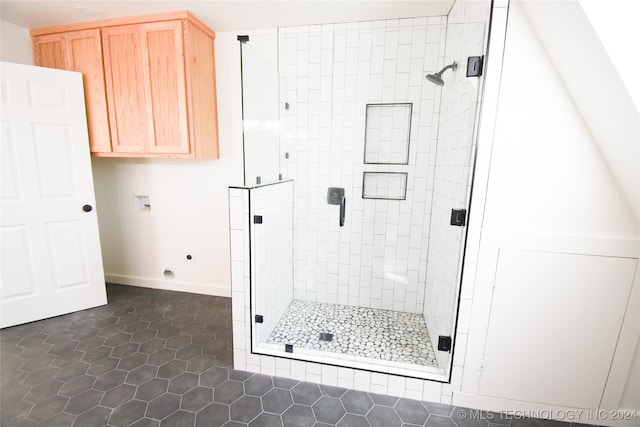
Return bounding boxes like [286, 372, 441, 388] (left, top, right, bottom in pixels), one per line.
[82, 204, 93, 212]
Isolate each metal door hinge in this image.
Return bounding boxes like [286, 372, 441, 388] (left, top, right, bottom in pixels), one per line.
[254, 315, 263, 323]
[450, 209, 467, 227]
[438, 335, 452, 352]
[253, 215, 263, 224]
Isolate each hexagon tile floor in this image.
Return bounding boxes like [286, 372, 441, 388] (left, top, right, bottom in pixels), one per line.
[0, 284, 573, 427]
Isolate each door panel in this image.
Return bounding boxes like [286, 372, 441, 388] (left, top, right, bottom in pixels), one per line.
[0, 61, 107, 328]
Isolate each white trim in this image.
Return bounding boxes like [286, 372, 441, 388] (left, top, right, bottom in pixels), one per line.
[105, 274, 231, 297]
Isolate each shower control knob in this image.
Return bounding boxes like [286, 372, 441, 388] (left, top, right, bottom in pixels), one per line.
[82, 204, 93, 212]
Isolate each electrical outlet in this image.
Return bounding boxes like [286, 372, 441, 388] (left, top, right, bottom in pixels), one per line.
[185, 253, 196, 264]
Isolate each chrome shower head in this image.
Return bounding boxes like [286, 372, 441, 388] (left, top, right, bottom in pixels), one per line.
[425, 61, 458, 86]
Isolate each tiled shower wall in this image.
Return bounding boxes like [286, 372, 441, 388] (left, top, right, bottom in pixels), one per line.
[278, 17, 447, 313]
[424, 21, 486, 369]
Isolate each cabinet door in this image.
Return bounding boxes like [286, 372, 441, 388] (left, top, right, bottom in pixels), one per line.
[32, 34, 65, 69]
[33, 31, 112, 154]
[102, 25, 149, 153]
[65, 30, 112, 153]
[141, 21, 190, 154]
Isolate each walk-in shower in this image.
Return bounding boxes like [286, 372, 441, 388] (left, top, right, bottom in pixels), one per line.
[237, 9, 488, 381]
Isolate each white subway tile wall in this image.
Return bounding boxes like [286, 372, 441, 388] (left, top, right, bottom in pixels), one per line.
[230, 0, 506, 403]
[279, 17, 446, 314]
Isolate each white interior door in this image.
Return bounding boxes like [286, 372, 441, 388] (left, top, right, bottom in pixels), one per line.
[1, 61, 107, 328]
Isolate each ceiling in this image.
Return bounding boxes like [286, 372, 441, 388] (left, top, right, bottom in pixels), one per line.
[0, 0, 455, 32]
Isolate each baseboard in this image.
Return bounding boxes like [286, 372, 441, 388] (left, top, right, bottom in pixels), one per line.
[104, 274, 231, 298]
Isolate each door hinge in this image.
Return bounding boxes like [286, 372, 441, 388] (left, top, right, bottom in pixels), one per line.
[466, 56, 484, 77]
[285, 344, 293, 353]
[253, 215, 263, 224]
[450, 209, 467, 227]
[254, 315, 263, 323]
[438, 335, 452, 352]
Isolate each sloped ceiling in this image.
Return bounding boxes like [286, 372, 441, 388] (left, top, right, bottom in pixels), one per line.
[0, 0, 454, 31]
[519, 0, 640, 226]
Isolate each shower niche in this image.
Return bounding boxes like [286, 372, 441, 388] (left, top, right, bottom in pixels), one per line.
[234, 11, 488, 382]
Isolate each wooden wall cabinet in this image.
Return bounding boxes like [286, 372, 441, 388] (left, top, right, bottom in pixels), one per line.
[31, 12, 219, 159]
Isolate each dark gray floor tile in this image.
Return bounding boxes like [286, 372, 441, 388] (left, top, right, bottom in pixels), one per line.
[86, 357, 119, 377]
[148, 349, 177, 366]
[423, 402, 453, 417]
[131, 329, 158, 344]
[21, 353, 55, 371]
[187, 354, 216, 373]
[109, 399, 147, 427]
[273, 377, 298, 390]
[22, 365, 59, 386]
[76, 335, 106, 351]
[166, 334, 191, 350]
[283, 404, 315, 427]
[55, 361, 89, 381]
[101, 383, 136, 408]
[161, 410, 195, 427]
[94, 369, 128, 391]
[338, 414, 371, 427]
[319, 384, 348, 398]
[146, 393, 181, 420]
[367, 406, 402, 427]
[214, 380, 244, 404]
[181, 386, 213, 412]
[313, 396, 346, 424]
[19, 343, 52, 359]
[65, 389, 103, 415]
[130, 418, 161, 427]
[168, 372, 199, 394]
[127, 364, 158, 385]
[24, 379, 64, 403]
[111, 342, 140, 359]
[72, 405, 111, 427]
[0, 399, 33, 425]
[250, 413, 284, 427]
[291, 382, 322, 405]
[139, 338, 166, 354]
[72, 326, 100, 340]
[0, 382, 30, 404]
[59, 374, 96, 397]
[158, 359, 187, 379]
[230, 395, 262, 423]
[229, 369, 254, 381]
[136, 378, 170, 401]
[51, 350, 84, 368]
[342, 390, 374, 415]
[196, 402, 230, 427]
[125, 321, 150, 334]
[426, 414, 458, 426]
[104, 333, 133, 348]
[119, 352, 148, 371]
[369, 392, 398, 406]
[26, 394, 68, 422]
[262, 388, 293, 414]
[41, 411, 76, 427]
[245, 374, 274, 397]
[395, 398, 430, 425]
[81, 346, 112, 363]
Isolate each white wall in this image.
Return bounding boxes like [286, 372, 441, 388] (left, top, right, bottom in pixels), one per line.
[0, 20, 33, 65]
[457, 0, 640, 422]
[92, 31, 245, 297]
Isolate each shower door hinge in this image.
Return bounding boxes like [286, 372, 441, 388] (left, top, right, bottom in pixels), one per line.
[450, 209, 467, 227]
[237, 35, 249, 43]
[255, 315, 263, 323]
[438, 335, 452, 352]
[285, 344, 294, 353]
[466, 56, 483, 77]
[253, 215, 263, 224]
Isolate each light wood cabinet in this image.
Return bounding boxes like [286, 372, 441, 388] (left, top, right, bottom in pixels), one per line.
[32, 29, 112, 153]
[30, 12, 219, 159]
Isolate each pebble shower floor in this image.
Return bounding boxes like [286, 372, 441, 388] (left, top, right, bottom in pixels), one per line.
[266, 300, 438, 367]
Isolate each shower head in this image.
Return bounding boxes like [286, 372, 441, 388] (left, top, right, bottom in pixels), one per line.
[425, 61, 458, 86]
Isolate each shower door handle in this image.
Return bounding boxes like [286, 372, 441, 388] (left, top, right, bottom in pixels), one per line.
[339, 196, 346, 227]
